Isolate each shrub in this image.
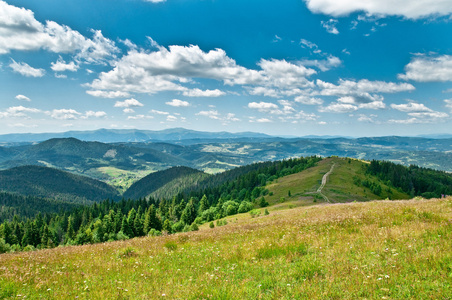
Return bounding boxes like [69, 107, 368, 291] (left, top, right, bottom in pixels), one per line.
[164, 241, 177, 251]
[238, 201, 254, 213]
[209, 222, 215, 228]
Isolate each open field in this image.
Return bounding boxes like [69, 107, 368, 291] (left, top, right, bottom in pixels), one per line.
[1, 197, 451, 299]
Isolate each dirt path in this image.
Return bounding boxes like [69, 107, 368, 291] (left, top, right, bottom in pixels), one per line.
[316, 163, 335, 203]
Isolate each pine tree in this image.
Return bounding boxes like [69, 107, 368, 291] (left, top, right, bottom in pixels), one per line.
[120, 216, 133, 238]
[198, 195, 209, 215]
[181, 198, 196, 225]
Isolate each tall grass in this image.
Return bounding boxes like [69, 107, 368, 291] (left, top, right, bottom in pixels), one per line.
[1, 197, 451, 299]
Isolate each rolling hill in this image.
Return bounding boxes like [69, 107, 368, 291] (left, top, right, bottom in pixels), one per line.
[0, 165, 120, 204]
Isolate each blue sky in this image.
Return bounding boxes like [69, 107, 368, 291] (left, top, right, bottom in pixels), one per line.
[1, 0, 452, 137]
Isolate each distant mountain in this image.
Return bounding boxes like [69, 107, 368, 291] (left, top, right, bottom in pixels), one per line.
[0, 128, 271, 143]
[0, 165, 120, 203]
[0, 137, 186, 174]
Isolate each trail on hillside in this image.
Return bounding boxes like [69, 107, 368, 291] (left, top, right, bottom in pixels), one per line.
[316, 163, 335, 203]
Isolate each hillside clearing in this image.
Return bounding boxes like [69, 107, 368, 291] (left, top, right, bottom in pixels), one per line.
[1, 197, 451, 299]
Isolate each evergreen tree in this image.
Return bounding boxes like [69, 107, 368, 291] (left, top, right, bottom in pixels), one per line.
[198, 195, 209, 215]
[181, 198, 196, 225]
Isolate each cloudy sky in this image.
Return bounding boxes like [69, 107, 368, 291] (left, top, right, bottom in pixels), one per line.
[1, 0, 452, 137]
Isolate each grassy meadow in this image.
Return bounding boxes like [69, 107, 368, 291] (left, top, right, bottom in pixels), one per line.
[1, 196, 451, 299]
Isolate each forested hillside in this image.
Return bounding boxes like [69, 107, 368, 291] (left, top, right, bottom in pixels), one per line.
[0, 165, 120, 203]
[0, 192, 80, 223]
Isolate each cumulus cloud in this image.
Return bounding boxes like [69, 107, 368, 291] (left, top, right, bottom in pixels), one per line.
[150, 109, 169, 115]
[87, 44, 317, 97]
[389, 100, 449, 123]
[9, 60, 45, 77]
[166, 99, 190, 107]
[123, 108, 135, 114]
[399, 55, 452, 82]
[0, 1, 118, 63]
[47, 108, 81, 120]
[248, 101, 279, 113]
[321, 19, 339, 34]
[196, 110, 220, 119]
[15, 95, 31, 102]
[0, 106, 42, 118]
[390, 101, 433, 112]
[84, 110, 107, 118]
[294, 95, 323, 105]
[114, 98, 144, 108]
[51, 56, 79, 72]
[304, 0, 452, 19]
[182, 88, 226, 97]
[319, 103, 358, 113]
[86, 90, 131, 98]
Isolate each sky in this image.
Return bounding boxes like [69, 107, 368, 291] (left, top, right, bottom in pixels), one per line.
[1, 0, 452, 137]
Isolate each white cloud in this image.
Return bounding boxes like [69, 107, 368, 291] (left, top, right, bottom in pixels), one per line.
[299, 55, 341, 72]
[390, 101, 433, 112]
[321, 19, 339, 34]
[144, 0, 166, 3]
[51, 56, 79, 72]
[0, 1, 118, 63]
[48, 108, 81, 120]
[86, 90, 131, 98]
[114, 98, 144, 108]
[248, 87, 280, 98]
[300, 39, 318, 50]
[256, 118, 273, 123]
[150, 109, 169, 115]
[182, 88, 226, 97]
[127, 114, 153, 120]
[196, 110, 220, 119]
[399, 55, 452, 82]
[294, 95, 324, 105]
[319, 103, 358, 113]
[84, 110, 107, 118]
[9, 60, 45, 77]
[123, 108, 135, 114]
[357, 114, 377, 123]
[88, 44, 317, 97]
[0, 106, 42, 118]
[15, 95, 31, 102]
[55, 74, 67, 79]
[248, 101, 279, 113]
[445, 99, 452, 113]
[166, 99, 190, 107]
[389, 100, 449, 124]
[166, 115, 178, 122]
[304, 0, 452, 19]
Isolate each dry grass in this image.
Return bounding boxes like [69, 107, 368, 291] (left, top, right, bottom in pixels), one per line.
[1, 197, 451, 299]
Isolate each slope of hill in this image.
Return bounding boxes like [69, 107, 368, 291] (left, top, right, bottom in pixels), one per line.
[123, 166, 205, 200]
[0, 165, 119, 203]
[0, 192, 80, 223]
[0, 197, 450, 298]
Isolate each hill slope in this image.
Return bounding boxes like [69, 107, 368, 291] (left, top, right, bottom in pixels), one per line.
[123, 166, 206, 200]
[0, 197, 450, 298]
[0, 165, 119, 203]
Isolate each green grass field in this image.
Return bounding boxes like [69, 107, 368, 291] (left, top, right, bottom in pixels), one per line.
[1, 196, 451, 299]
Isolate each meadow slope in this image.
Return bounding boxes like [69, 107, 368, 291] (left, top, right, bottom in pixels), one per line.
[1, 197, 451, 299]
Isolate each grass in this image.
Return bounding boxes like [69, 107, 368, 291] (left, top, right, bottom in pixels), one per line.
[89, 167, 157, 192]
[1, 197, 451, 299]
[265, 157, 411, 207]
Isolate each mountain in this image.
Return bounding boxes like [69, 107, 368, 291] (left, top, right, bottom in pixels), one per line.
[0, 165, 120, 203]
[0, 128, 271, 143]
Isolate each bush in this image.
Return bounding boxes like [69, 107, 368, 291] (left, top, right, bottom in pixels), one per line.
[0, 238, 11, 254]
[259, 197, 269, 207]
[190, 223, 199, 231]
[250, 210, 261, 218]
[164, 241, 177, 251]
[238, 201, 254, 213]
[209, 222, 215, 228]
[148, 229, 161, 236]
[222, 201, 239, 216]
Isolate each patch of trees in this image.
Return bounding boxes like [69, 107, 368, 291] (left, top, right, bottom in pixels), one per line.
[0, 156, 321, 253]
[367, 160, 452, 198]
